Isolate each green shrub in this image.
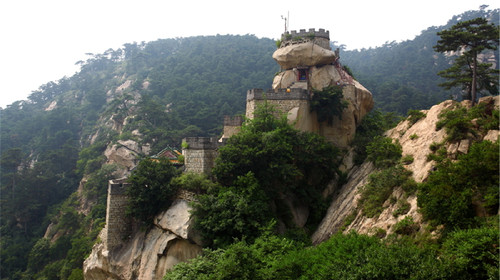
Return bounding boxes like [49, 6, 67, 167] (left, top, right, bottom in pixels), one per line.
[436, 103, 497, 142]
[171, 172, 216, 194]
[468, 102, 499, 130]
[409, 133, 419, 140]
[265, 232, 447, 280]
[372, 228, 387, 239]
[212, 102, 339, 234]
[407, 109, 426, 125]
[366, 136, 402, 168]
[191, 172, 271, 248]
[164, 229, 297, 280]
[441, 226, 499, 280]
[310, 85, 348, 125]
[126, 157, 180, 224]
[275, 39, 282, 48]
[352, 110, 401, 165]
[429, 141, 442, 152]
[358, 165, 414, 218]
[401, 154, 414, 165]
[393, 200, 411, 217]
[393, 216, 419, 235]
[418, 140, 499, 229]
[436, 106, 473, 141]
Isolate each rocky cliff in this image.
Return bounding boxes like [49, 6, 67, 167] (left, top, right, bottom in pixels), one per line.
[84, 198, 202, 280]
[270, 35, 373, 148]
[313, 96, 499, 244]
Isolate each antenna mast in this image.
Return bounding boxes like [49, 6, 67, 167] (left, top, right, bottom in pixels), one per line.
[281, 11, 289, 33]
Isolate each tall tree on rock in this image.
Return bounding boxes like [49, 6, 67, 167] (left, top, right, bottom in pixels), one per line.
[434, 17, 499, 104]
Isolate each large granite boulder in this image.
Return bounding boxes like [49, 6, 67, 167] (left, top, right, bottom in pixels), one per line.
[272, 42, 337, 69]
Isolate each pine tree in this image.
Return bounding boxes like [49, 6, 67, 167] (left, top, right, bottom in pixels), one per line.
[434, 17, 499, 104]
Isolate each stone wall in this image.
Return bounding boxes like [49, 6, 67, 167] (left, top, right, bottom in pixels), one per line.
[280, 28, 330, 50]
[105, 178, 132, 251]
[246, 88, 310, 119]
[182, 137, 220, 174]
[222, 115, 243, 139]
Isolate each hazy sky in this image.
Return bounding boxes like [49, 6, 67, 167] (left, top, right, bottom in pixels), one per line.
[0, 0, 498, 108]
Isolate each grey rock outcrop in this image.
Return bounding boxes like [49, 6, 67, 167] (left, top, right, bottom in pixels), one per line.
[104, 140, 150, 178]
[83, 199, 202, 280]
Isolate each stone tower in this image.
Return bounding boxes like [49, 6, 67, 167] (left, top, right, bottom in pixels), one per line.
[245, 28, 374, 148]
[105, 178, 131, 251]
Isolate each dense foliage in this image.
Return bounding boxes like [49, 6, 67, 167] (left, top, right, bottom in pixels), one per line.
[436, 101, 499, 142]
[418, 140, 499, 230]
[191, 172, 271, 248]
[358, 165, 416, 218]
[434, 17, 499, 103]
[351, 110, 401, 164]
[195, 103, 340, 247]
[366, 136, 403, 168]
[310, 85, 348, 124]
[126, 157, 180, 224]
[164, 226, 499, 280]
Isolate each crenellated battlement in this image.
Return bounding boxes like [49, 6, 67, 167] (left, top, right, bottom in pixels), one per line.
[247, 88, 309, 101]
[280, 28, 330, 49]
[182, 137, 220, 174]
[183, 137, 220, 150]
[283, 28, 330, 41]
[223, 115, 244, 127]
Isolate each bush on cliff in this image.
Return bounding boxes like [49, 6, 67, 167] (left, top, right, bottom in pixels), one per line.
[191, 172, 271, 248]
[418, 140, 499, 230]
[164, 231, 453, 280]
[210, 102, 340, 235]
[126, 157, 180, 224]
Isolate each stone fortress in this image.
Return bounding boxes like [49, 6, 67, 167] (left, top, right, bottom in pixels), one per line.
[96, 28, 374, 278]
[181, 27, 374, 175]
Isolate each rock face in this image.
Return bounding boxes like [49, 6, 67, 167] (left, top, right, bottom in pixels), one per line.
[269, 68, 373, 148]
[104, 140, 150, 178]
[313, 96, 499, 244]
[83, 199, 202, 280]
[268, 33, 374, 148]
[272, 42, 337, 70]
[319, 82, 374, 148]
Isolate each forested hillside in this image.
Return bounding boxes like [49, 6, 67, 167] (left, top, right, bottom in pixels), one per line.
[340, 7, 499, 114]
[0, 7, 498, 279]
[1, 35, 278, 279]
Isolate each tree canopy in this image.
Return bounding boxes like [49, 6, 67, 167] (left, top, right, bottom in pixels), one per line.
[126, 157, 180, 224]
[192, 103, 340, 247]
[434, 17, 499, 104]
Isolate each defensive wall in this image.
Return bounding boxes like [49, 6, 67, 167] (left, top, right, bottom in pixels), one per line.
[222, 115, 244, 139]
[182, 137, 221, 174]
[105, 178, 132, 251]
[246, 88, 310, 119]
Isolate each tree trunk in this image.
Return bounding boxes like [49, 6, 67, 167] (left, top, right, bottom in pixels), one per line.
[471, 52, 477, 105]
